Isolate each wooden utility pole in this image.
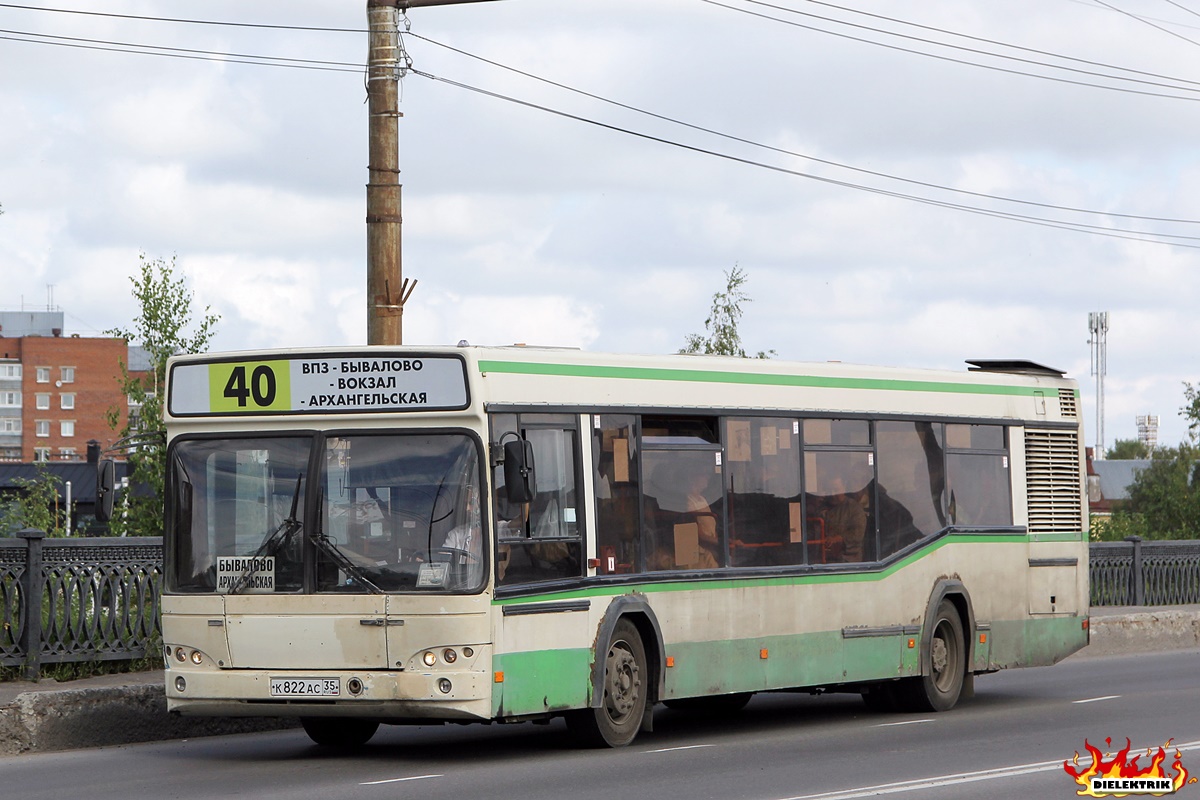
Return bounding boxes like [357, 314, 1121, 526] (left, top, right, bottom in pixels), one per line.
[365, 0, 499, 346]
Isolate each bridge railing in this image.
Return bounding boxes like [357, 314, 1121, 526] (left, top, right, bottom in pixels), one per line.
[1, 530, 162, 679]
[2, 531, 1198, 679]
[1089, 537, 1200, 607]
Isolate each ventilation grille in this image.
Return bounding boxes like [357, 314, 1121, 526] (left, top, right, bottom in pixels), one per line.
[1025, 428, 1084, 534]
[1058, 388, 1078, 418]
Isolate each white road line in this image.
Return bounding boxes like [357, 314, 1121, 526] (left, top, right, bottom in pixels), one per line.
[360, 774, 443, 786]
[773, 740, 1200, 800]
[1073, 695, 1121, 704]
[873, 719, 934, 728]
[647, 744, 717, 753]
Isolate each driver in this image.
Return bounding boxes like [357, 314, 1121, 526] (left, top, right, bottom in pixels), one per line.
[440, 486, 484, 586]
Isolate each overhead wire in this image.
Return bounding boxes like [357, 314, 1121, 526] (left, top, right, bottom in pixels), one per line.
[3, 2, 1199, 245]
[407, 30, 1200, 226]
[702, 0, 1200, 101]
[408, 67, 1200, 249]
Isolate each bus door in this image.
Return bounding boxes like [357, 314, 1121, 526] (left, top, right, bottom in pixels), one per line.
[491, 413, 590, 715]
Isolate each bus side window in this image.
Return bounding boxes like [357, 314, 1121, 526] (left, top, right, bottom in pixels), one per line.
[725, 417, 803, 567]
[493, 415, 584, 586]
[592, 415, 640, 574]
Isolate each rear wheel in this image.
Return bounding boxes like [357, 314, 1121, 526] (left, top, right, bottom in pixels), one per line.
[300, 717, 380, 748]
[567, 620, 648, 747]
[897, 600, 965, 712]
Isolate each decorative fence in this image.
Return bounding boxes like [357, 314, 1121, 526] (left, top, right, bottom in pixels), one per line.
[1, 530, 162, 679]
[1090, 537, 1200, 607]
[1, 531, 1197, 679]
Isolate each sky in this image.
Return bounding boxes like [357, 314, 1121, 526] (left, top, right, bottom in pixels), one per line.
[1, 0, 1199, 450]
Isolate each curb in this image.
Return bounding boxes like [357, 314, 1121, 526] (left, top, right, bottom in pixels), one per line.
[0, 680, 296, 757]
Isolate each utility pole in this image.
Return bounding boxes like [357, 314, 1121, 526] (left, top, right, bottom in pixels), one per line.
[1088, 311, 1109, 457]
[365, 0, 500, 346]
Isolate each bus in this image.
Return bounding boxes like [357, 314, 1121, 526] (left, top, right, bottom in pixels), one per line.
[137, 346, 1089, 748]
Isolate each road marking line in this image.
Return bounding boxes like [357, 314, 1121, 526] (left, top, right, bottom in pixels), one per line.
[1073, 695, 1121, 704]
[873, 719, 933, 728]
[360, 774, 443, 785]
[773, 741, 1200, 800]
[647, 744, 717, 753]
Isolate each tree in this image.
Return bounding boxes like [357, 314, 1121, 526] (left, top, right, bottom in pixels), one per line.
[0, 463, 70, 537]
[681, 266, 775, 359]
[1112, 382, 1200, 540]
[105, 255, 219, 537]
[1106, 438, 1150, 460]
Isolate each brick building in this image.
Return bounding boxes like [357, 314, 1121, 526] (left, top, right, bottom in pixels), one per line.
[0, 310, 148, 463]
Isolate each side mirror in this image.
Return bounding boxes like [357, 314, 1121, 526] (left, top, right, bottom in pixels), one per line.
[503, 438, 535, 504]
[96, 459, 116, 522]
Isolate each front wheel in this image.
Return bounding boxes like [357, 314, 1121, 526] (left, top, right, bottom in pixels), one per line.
[300, 717, 380, 748]
[897, 599, 965, 712]
[567, 619, 648, 747]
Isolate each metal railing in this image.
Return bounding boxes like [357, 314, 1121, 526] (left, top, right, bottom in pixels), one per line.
[1, 530, 162, 679]
[1, 530, 1196, 679]
[1089, 537, 1200, 607]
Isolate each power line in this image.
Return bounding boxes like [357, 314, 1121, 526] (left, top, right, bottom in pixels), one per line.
[795, 0, 1200, 87]
[0, 3, 364, 33]
[702, 0, 1200, 101]
[0, 28, 362, 72]
[6, 3, 1199, 243]
[1090, 0, 1200, 48]
[408, 31, 1200, 226]
[409, 68, 1200, 249]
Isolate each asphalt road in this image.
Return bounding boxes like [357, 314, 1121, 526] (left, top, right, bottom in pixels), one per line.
[5, 648, 1199, 800]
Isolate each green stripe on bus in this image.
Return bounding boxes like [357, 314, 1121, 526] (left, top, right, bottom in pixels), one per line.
[477, 360, 1044, 397]
[491, 616, 1087, 715]
[493, 534, 1030, 607]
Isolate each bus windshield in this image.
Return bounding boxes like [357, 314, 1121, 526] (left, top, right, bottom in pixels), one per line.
[167, 432, 485, 594]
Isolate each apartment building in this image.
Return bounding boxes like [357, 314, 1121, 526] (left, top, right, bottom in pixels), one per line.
[0, 310, 148, 462]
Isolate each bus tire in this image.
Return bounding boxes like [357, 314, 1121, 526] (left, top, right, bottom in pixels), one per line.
[663, 692, 753, 714]
[567, 619, 647, 747]
[300, 717, 380, 748]
[899, 600, 965, 712]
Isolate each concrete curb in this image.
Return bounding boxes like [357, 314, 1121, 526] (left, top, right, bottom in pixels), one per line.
[1077, 608, 1200, 659]
[0, 679, 296, 757]
[3, 607, 1198, 756]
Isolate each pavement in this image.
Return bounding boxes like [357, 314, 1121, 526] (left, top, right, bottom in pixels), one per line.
[2, 605, 1198, 757]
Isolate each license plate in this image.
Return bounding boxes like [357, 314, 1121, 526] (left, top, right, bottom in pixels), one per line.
[270, 678, 341, 697]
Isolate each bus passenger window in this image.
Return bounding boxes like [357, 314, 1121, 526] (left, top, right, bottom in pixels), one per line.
[876, 421, 946, 558]
[724, 417, 803, 567]
[805, 451, 874, 564]
[946, 425, 1012, 527]
[592, 415, 641, 574]
[642, 451, 724, 571]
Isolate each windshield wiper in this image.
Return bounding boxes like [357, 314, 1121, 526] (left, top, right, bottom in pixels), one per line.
[311, 489, 382, 594]
[228, 474, 303, 595]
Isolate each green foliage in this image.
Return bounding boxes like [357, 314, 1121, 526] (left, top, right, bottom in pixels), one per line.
[1105, 438, 1150, 460]
[0, 463, 71, 537]
[1184, 382, 1200, 443]
[1122, 443, 1200, 539]
[105, 254, 219, 537]
[1089, 511, 1149, 542]
[681, 266, 776, 359]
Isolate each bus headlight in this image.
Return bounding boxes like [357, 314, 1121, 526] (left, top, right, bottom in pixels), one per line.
[422, 651, 437, 667]
[442, 648, 458, 664]
[438, 679, 453, 694]
[190, 650, 204, 665]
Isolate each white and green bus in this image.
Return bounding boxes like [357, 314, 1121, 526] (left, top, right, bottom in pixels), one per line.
[149, 346, 1088, 748]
